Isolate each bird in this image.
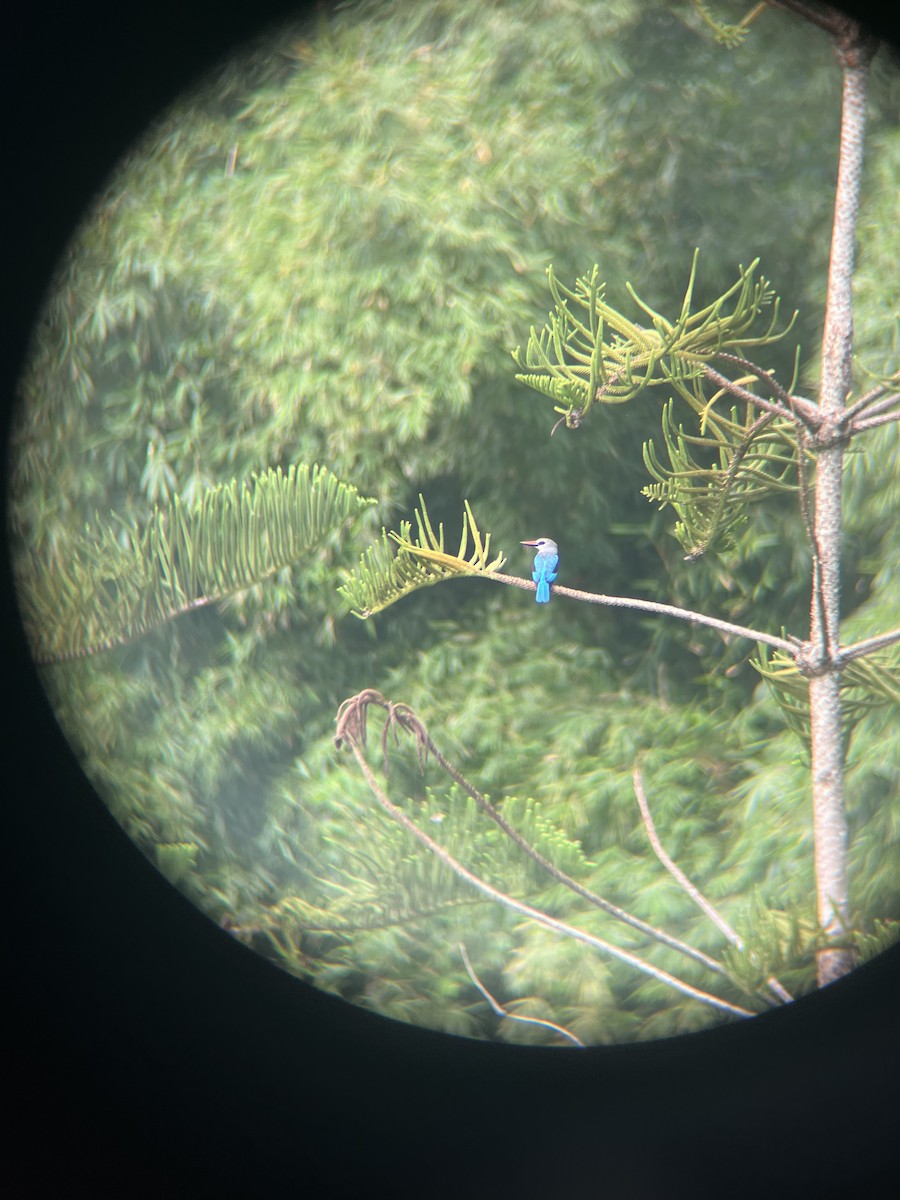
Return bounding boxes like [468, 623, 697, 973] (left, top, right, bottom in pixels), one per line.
[520, 537, 559, 604]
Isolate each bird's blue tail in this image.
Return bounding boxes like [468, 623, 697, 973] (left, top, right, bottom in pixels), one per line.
[534, 574, 551, 603]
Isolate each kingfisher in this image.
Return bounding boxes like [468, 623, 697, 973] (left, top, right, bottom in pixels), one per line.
[521, 537, 559, 604]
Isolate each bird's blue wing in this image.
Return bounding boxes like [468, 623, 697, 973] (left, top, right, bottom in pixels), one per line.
[533, 551, 559, 603]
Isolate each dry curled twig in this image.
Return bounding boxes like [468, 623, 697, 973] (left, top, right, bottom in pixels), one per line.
[336, 688, 430, 775]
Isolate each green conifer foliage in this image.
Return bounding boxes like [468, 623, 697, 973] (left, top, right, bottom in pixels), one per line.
[9, 0, 898, 1042]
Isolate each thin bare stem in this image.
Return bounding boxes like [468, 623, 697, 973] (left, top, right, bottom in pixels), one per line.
[633, 766, 739, 942]
[427, 730, 726, 976]
[488, 572, 797, 654]
[336, 694, 754, 1019]
[702, 363, 802, 424]
[458, 944, 585, 1048]
[795, 431, 817, 552]
[712, 351, 797, 408]
[633, 768, 793, 1005]
[837, 627, 900, 666]
[765, 1, 865, 39]
[339, 690, 727, 975]
[336, 696, 724, 974]
[844, 380, 900, 420]
[851, 406, 900, 434]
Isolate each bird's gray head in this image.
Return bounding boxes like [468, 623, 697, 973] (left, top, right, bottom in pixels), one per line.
[521, 537, 558, 555]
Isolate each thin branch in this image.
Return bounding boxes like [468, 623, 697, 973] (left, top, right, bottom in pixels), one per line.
[338, 690, 726, 975]
[633, 767, 793, 1006]
[425, 722, 727, 976]
[795, 428, 817, 551]
[458, 944, 585, 1048]
[701, 363, 802, 424]
[488, 572, 798, 654]
[710, 350, 796, 412]
[764, 0, 854, 38]
[851, 406, 900, 434]
[633, 767, 742, 943]
[844, 380, 900, 420]
[335, 694, 754, 1019]
[712, 352, 829, 433]
[837, 627, 900, 666]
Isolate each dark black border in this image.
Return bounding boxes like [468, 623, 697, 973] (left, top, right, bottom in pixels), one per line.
[5, 2, 899, 1194]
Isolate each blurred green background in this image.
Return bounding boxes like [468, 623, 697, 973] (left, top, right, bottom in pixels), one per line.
[9, 0, 899, 1044]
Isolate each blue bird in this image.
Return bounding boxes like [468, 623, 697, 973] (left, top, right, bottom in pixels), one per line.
[521, 537, 559, 604]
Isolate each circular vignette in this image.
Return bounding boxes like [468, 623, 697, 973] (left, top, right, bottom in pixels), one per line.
[5, 0, 899, 1117]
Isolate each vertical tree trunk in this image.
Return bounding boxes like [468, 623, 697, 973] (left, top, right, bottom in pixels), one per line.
[808, 19, 876, 986]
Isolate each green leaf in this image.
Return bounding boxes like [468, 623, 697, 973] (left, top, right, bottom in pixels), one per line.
[20, 463, 374, 662]
[642, 399, 798, 557]
[512, 253, 795, 429]
[339, 496, 506, 618]
[753, 644, 900, 749]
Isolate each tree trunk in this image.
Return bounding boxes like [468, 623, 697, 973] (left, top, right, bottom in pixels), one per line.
[808, 19, 876, 986]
